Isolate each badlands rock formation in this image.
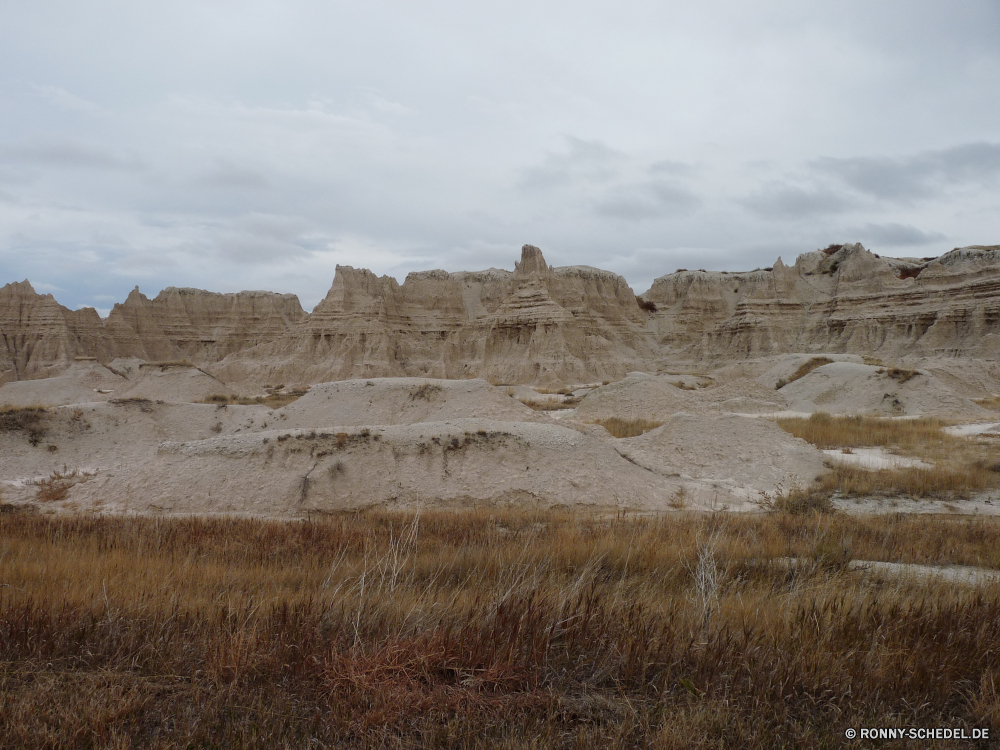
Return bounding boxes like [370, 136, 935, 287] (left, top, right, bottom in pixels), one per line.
[5, 242, 1000, 388]
[211, 245, 654, 385]
[644, 243, 1000, 359]
[0, 282, 304, 385]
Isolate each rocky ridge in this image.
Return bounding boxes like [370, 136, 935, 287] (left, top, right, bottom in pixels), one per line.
[4, 242, 1000, 387]
[643, 243, 1000, 359]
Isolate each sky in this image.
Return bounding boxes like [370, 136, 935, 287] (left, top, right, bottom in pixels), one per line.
[1, 1, 999, 314]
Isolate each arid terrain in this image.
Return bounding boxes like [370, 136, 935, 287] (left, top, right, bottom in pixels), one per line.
[5, 243, 1000, 746]
[5, 242, 1000, 518]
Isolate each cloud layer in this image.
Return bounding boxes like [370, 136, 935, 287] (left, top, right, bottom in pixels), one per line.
[1, 0, 999, 310]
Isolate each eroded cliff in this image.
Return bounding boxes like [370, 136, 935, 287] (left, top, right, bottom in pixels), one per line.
[213, 245, 657, 384]
[5, 242, 1000, 387]
[642, 243, 1000, 359]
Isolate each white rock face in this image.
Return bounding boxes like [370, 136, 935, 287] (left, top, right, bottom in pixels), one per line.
[6, 242, 1000, 389]
[643, 243, 1000, 360]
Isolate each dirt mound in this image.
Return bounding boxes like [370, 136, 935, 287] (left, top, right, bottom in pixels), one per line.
[753, 354, 865, 391]
[571, 372, 697, 421]
[0, 362, 127, 407]
[276, 378, 549, 427]
[696, 377, 788, 414]
[778, 362, 990, 418]
[116, 363, 233, 403]
[64, 419, 697, 516]
[617, 413, 827, 500]
[0, 400, 278, 501]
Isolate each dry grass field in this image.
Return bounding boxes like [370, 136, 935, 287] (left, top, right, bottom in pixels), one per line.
[3, 508, 1000, 748]
[776, 413, 1000, 505]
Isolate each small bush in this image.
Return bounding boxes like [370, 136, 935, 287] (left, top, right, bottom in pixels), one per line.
[32, 468, 93, 503]
[410, 383, 443, 401]
[821, 244, 843, 255]
[635, 296, 657, 312]
[885, 367, 918, 384]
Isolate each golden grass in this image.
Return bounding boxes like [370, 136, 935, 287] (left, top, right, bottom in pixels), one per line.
[777, 413, 1000, 500]
[813, 463, 996, 499]
[3, 510, 1000, 747]
[589, 417, 664, 438]
[975, 395, 1000, 412]
[776, 412, 952, 451]
[774, 356, 832, 389]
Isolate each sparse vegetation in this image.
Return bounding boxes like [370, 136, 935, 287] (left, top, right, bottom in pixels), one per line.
[410, 382, 444, 401]
[777, 413, 1000, 500]
[3, 510, 1000, 747]
[777, 412, 951, 451]
[588, 417, 664, 438]
[820, 243, 843, 255]
[774, 356, 833, 389]
[30, 467, 94, 503]
[635, 295, 657, 312]
[883, 366, 919, 384]
[0, 406, 47, 446]
[975, 395, 1000, 412]
[199, 389, 308, 409]
[814, 463, 995, 500]
[517, 397, 582, 411]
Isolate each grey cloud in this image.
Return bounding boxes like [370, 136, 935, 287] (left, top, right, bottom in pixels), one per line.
[32, 85, 103, 115]
[648, 160, 694, 176]
[741, 184, 856, 219]
[815, 142, 1000, 201]
[852, 222, 946, 247]
[594, 181, 701, 221]
[519, 136, 625, 189]
[215, 234, 316, 264]
[195, 159, 272, 190]
[0, 139, 142, 170]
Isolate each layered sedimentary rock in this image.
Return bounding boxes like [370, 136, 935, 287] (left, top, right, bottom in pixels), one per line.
[0, 281, 113, 384]
[214, 245, 657, 384]
[103, 286, 306, 362]
[0, 282, 305, 385]
[642, 243, 1000, 359]
[7, 242, 1000, 387]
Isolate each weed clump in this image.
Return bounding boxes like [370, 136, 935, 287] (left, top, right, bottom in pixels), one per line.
[31, 467, 93, 502]
[0, 406, 47, 446]
[409, 383, 443, 401]
[884, 366, 918, 384]
[635, 295, 657, 312]
[199, 389, 307, 409]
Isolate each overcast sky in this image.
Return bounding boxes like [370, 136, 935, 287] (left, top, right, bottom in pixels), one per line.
[1, 1, 999, 314]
